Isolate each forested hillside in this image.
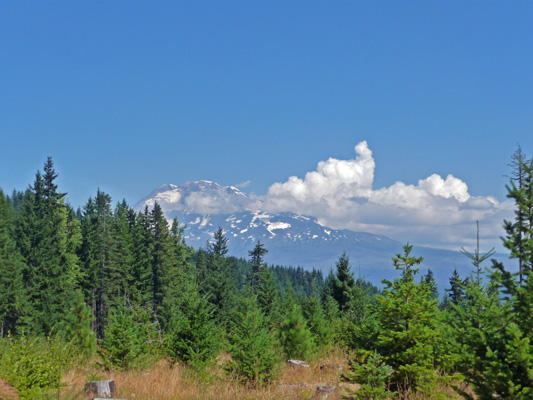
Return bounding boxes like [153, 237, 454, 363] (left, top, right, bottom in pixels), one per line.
[1, 154, 533, 399]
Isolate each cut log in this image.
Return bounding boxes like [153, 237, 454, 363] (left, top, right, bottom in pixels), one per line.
[84, 380, 117, 398]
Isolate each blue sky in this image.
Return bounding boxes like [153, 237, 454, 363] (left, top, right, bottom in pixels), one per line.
[1, 1, 532, 250]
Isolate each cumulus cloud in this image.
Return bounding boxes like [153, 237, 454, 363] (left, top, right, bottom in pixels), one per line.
[263, 141, 513, 250]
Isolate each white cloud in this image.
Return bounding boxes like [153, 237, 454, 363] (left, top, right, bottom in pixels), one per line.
[184, 187, 254, 215]
[264, 141, 513, 250]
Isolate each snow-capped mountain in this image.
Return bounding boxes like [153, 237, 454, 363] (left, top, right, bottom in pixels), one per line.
[136, 181, 514, 289]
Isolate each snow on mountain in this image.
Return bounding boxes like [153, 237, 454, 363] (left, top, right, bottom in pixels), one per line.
[135, 181, 515, 290]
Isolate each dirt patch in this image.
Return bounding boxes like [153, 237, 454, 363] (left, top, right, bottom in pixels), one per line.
[0, 379, 19, 400]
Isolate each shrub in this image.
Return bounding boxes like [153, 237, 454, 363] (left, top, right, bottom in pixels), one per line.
[0, 333, 74, 400]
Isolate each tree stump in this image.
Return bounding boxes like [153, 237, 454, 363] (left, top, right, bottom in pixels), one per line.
[84, 380, 117, 398]
[310, 385, 339, 400]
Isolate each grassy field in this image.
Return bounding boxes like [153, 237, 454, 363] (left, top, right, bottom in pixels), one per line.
[56, 349, 350, 400]
[1, 348, 471, 400]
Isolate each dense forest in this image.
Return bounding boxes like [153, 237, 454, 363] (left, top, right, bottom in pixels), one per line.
[1, 150, 533, 399]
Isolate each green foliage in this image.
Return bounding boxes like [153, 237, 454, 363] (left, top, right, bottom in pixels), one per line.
[0, 333, 74, 400]
[226, 295, 280, 386]
[0, 190, 29, 336]
[278, 304, 315, 360]
[202, 228, 237, 328]
[301, 294, 336, 348]
[343, 351, 395, 400]
[99, 305, 150, 370]
[449, 268, 533, 399]
[359, 245, 458, 398]
[329, 252, 356, 313]
[164, 287, 220, 370]
[62, 291, 96, 362]
[15, 158, 81, 335]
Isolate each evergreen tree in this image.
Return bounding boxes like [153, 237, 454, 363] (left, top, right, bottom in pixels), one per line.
[226, 294, 280, 386]
[204, 228, 236, 326]
[128, 207, 153, 306]
[63, 290, 96, 361]
[15, 158, 80, 334]
[503, 153, 533, 284]
[278, 303, 315, 360]
[505, 145, 529, 284]
[368, 245, 453, 396]
[0, 190, 29, 336]
[164, 285, 220, 369]
[302, 292, 336, 348]
[79, 190, 120, 338]
[422, 269, 439, 299]
[99, 304, 150, 371]
[249, 241, 268, 288]
[446, 269, 465, 305]
[329, 252, 356, 313]
[247, 241, 278, 318]
[461, 221, 495, 285]
[150, 202, 175, 321]
[449, 270, 533, 399]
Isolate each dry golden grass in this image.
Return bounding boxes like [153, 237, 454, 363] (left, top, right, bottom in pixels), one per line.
[59, 350, 469, 400]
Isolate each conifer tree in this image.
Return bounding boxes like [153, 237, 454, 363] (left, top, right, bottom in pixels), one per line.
[0, 190, 29, 336]
[279, 303, 315, 360]
[99, 304, 150, 371]
[111, 200, 136, 301]
[446, 269, 465, 305]
[128, 207, 153, 306]
[422, 269, 439, 299]
[226, 294, 280, 386]
[248, 241, 279, 318]
[329, 252, 356, 313]
[15, 158, 80, 334]
[164, 285, 220, 369]
[503, 153, 533, 284]
[369, 245, 452, 396]
[150, 202, 175, 321]
[63, 290, 96, 361]
[205, 228, 236, 326]
[79, 190, 119, 338]
[302, 292, 336, 348]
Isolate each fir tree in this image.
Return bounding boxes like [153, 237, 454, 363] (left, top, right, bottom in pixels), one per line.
[329, 252, 356, 313]
[128, 207, 154, 306]
[422, 269, 439, 299]
[0, 190, 29, 336]
[164, 285, 220, 369]
[446, 269, 465, 305]
[15, 158, 80, 334]
[226, 295, 280, 386]
[205, 228, 236, 326]
[79, 190, 119, 338]
[99, 304, 150, 371]
[278, 303, 315, 360]
[150, 202, 175, 321]
[370, 245, 453, 396]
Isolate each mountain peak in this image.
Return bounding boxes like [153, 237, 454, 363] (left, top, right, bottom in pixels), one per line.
[135, 180, 250, 213]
